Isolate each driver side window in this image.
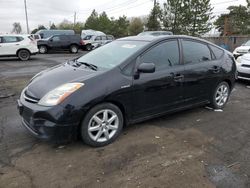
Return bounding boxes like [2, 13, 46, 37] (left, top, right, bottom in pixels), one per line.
[141, 40, 180, 71]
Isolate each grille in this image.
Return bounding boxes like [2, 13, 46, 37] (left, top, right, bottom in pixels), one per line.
[242, 64, 250, 68]
[238, 72, 250, 78]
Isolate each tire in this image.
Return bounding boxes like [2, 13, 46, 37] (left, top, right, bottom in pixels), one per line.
[209, 81, 230, 109]
[70, 45, 78, 53]
[81, 103, 124, 147]
[17, 49, 30, 61]
[86, 44, 92, 51]
[39, 45, 47, 54]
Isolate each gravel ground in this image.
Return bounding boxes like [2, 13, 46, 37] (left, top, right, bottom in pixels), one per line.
[0, 52, 249, 188]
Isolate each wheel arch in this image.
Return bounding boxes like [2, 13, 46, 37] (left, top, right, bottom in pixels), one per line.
[16, 48, 31, 56]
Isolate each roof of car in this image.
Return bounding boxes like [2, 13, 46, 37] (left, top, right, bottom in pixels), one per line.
[118, 35, 220, 45]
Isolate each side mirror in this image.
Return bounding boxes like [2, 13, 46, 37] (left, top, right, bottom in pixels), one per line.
[137, 63, 155, 73]
[50, 38, 53, 42]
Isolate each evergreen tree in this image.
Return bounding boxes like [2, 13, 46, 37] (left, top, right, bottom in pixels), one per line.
[185, 0, 213, 36]
[50, 23, 57, 30]
[129, 17, 144, 35]
[146, 2, 162, 31]
[162, 0, 187, 34]
[84, 10, 99, 30]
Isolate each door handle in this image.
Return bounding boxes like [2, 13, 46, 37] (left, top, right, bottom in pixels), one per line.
[16, 44, 20, 46]
[171, 73, 184, 81]
[210, 66, 220, 73]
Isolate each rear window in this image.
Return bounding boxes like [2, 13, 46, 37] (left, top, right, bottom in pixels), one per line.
[209, 45, 224, 59]
[107, 36, 114, 40]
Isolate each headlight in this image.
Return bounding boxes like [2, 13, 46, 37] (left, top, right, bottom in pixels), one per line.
[38, 83, 84, 106]
[236, 56, 242, 63]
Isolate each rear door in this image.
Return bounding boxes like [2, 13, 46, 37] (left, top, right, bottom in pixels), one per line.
[181, 39, 222, 103]
[132, 39, 185, 119]
[0, 36, 21, 55]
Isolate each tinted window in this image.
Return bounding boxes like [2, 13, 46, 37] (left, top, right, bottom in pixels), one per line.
[59, 35, 68, 41]
[0, 37, 3, 43]
[17, 37, 24, 42]
[95, 36, 101, 41]
[52, 36, 60, 41]
[141, 40, 180, 71]
[210, 45, 224, 59]
[182, 40, 211, 64]
[107, 36, 113, 40]
[83, 35, 92, 40]
[101, 36, 107, 40]
[2, 36, 18, 43]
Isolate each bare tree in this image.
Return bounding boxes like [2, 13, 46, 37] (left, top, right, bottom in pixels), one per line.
[12, 22, 22, 34]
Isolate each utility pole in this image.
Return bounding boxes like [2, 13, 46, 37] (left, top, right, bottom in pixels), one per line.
[74, 12, 76, 27]
[24, 0, 29, 34]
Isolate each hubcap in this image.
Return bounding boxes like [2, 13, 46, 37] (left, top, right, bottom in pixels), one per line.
[72, 47, 77, 53]
[88, 109, 119, 143]
[215, 84, 229, 106]
[20, 51, 28, 59]
[39, 47, 45, 53]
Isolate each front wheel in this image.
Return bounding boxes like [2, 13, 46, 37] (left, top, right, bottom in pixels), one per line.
[85, 44, 92, 51]
[81, 103, 123, 147]
[209, 81, 230, 109]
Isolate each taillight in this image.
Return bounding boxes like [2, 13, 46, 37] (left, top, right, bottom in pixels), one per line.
[80, 40, 85, 45]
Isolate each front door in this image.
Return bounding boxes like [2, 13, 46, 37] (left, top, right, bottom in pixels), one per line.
[132, 39, 185, 119]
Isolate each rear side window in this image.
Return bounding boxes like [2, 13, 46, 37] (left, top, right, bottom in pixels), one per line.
[101, 36, 107, 40]
[95, 36, 101, 41]
[182, 40, 212, 64]
[2, 36, 19, 43]
[107, 36, 113, 40]
[209, 45, 224, 59]
[141, 40, 180, 71]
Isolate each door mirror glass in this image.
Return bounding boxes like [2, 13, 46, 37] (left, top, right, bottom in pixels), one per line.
[138, 63, 155, 73]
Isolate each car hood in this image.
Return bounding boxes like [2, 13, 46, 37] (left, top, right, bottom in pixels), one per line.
[25, 63, 100, 99]
[235, 46, 250, 52]
[241, 53, 250, 61]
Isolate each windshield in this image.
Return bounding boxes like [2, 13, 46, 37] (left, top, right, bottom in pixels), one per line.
[83, 35, 93, 40]
[77, 40, 149, 70]
[243, 40, 250, 46]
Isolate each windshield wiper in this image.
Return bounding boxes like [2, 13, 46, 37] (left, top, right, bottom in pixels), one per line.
[79, 62, 98, 71]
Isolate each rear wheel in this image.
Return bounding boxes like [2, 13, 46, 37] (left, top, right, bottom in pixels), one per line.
[209, 81, 230, 109]
[39, 45, 47, 54]
[81, 103, 123, 147]
[70, 45, 78, 53]
[18, 49, 30, 61]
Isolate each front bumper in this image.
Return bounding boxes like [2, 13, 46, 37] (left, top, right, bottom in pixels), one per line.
[17, 97, 79, 143]
[236, 64, 250, 81]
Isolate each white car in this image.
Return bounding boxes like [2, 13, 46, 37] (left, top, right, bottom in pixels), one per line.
[236, 53, 250, 81]
[0, 34, 38, 61]
[233, 40, 250, 59]
[82, 35, 114, 51]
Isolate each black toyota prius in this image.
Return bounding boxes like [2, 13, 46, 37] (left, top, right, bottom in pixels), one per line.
[18, 35, 236, 147]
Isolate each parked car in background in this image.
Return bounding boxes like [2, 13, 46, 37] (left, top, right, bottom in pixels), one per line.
[81, 29, 105, 39]
[31, 34, 41, 41]
[36, 30, 75, 39]
[0, 34, 38, 61]
[37, 34, 83, 54]
[236, 53, 250, 80]
[82, 35, 114, 51]
[18, 35, 236, 147]
[138, 31, 173, 36]
[233, 40, 250, 59]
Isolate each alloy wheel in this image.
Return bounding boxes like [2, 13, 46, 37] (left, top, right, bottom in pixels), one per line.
[215, 84, 229, 107]
[88, 109, 119, 143]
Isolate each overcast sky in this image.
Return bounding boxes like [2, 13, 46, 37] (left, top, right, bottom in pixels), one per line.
[0, 0, 247, 34]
